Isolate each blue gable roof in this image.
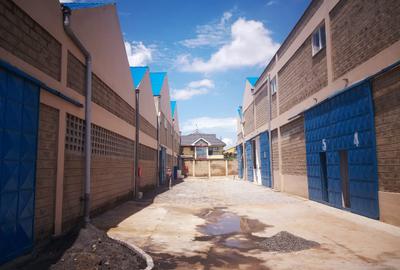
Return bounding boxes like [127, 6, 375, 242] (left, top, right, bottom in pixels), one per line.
[150, 72, 167, 96]
[62, 2, 113, 10]
[130, 66, 148, 89]
[170, 101, 176, 118]
[246, 77, 259, 87]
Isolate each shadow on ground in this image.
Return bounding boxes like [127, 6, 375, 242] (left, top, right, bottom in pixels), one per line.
[6, 180, 184, 270]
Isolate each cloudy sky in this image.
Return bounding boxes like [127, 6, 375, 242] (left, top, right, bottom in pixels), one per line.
[63, 0, 310, 147]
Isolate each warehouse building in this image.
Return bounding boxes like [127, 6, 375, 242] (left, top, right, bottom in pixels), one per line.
[237, 0, 400, 226]
[0, 0, 180, 265]
[150, 72, 180, 185]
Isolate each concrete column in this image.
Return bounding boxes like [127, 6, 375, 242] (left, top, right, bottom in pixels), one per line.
[208, 160, 211, 178]
[54, 110, 66, 235]
[192, 160, 195, 177]
[225, 160, 228, 176]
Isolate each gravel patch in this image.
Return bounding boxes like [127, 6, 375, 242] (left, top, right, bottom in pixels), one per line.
[50, 224, 146, 270]
[257, 231, 320, 252]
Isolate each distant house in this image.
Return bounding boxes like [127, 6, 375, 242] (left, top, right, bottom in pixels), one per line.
[180, 132, 238, 178]
[181, 132, 226, 160]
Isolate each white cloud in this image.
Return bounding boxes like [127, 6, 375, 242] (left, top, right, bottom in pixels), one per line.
[180, 12, 232, 48]
[124, 41, 153, 66]
[171, 88, 209, 101]
[171, 79, 214, 101]
[222, 137, 234, 147]
[178, 18, 280, 73]
[182, 117, 236, 133]
[187, 79, 215, 89]
[266, 1, 277, 6]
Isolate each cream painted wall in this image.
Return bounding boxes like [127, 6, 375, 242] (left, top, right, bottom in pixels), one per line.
[139, 70, 158, 128]
[159, 75, 173, 123]
[242, 80, 254, 111]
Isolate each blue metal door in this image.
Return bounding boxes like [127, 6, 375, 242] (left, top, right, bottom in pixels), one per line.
[259, 132, 271, 187]
[304, 81, 379, 219]
[159, 147, 166, 185]
[0, 67, 40, 264]
[236, 145, 243, 178]
[245, 140, 253, 182]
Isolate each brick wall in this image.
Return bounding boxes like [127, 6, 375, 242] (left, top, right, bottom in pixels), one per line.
[140, 115, 157, 140]
[330, 0, 400, 80]
[278, 32, 328, 114]
[210, 160, 226, 176]
[271, 93, 277, 119]
[195, 160, 208, 177]
[372, 65, 400, 193]
[62, 114, 135, 231]
[0, 0, 61, 81]
[271, 129, 279, 171]
[67, 52, 85, 96]
[255, 88, 268, 129]
[184, 160, 193, 176]
[243, 103, 255, 136]
[276, 0, 323, 57]
[35, 104, 58, 241]
[138, 143, 157, 191]
[228, 160, 238, 175]
[182, 146, 194, 156]
[67, 52, 136, 126]
[280, 117, 307, 175]
[160, 113, 167, 146]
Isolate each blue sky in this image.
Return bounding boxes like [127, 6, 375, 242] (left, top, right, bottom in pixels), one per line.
[64, 0, 310, 147]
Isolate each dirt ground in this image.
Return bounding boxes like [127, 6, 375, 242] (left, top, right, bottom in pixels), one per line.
[93, 177, 400, 270]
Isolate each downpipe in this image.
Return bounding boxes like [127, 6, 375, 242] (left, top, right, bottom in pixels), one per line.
[134, 88, 140, 199]
[62, 6, 92, 227]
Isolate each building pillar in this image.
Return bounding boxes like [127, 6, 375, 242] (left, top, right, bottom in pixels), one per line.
[192, 160, 195, 177]
[225, 160, 228, 176]
[54, 110, 66, 235]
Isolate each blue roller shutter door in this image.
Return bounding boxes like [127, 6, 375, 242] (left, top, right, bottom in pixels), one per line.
[259, 132, 271, 187]
[304, 82, 379, 219]
[245, 140, 253, 182]
[0, 68, 40, 264]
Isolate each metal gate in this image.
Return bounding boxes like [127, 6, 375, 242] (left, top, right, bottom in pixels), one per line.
[304, 81, 379, 219]
[245, 140, 253, 182]
[259, 132, 271, 187]
[0, 67, 40, 264]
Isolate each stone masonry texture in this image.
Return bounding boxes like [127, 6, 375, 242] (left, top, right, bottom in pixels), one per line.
[67, 52, 136, 127]
[35, 104, 59, 242]
[278, 31, 328, 114]
[280, 117, 307, 175]
[330, 0, 400, 80]
[372, 65, 400, 193]
[271, 129, 279, 171]
[0, 0, 61, 81]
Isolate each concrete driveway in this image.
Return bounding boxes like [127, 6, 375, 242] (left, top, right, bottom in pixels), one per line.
[93, 178, 400, 270]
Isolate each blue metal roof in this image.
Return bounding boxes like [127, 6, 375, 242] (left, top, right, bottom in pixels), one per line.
[62, 2, 113, 10]
[150, 72, 167, 96]
[130, 66, 148, 89]
[170, 101, 176, 118]
[246, 77, 259, 87]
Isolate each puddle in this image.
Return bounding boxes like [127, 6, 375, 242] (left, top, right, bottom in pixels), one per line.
[195, 208, 319, 253]
[196, 208, 268, 236]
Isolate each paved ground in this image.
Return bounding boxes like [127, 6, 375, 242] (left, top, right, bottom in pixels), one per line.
[93, 177, 400, 270]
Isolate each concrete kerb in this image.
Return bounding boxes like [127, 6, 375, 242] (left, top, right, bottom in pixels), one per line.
[110, 237, 154, 270]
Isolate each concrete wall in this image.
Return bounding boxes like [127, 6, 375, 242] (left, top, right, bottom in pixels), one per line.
[183, 159, 238, 178]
